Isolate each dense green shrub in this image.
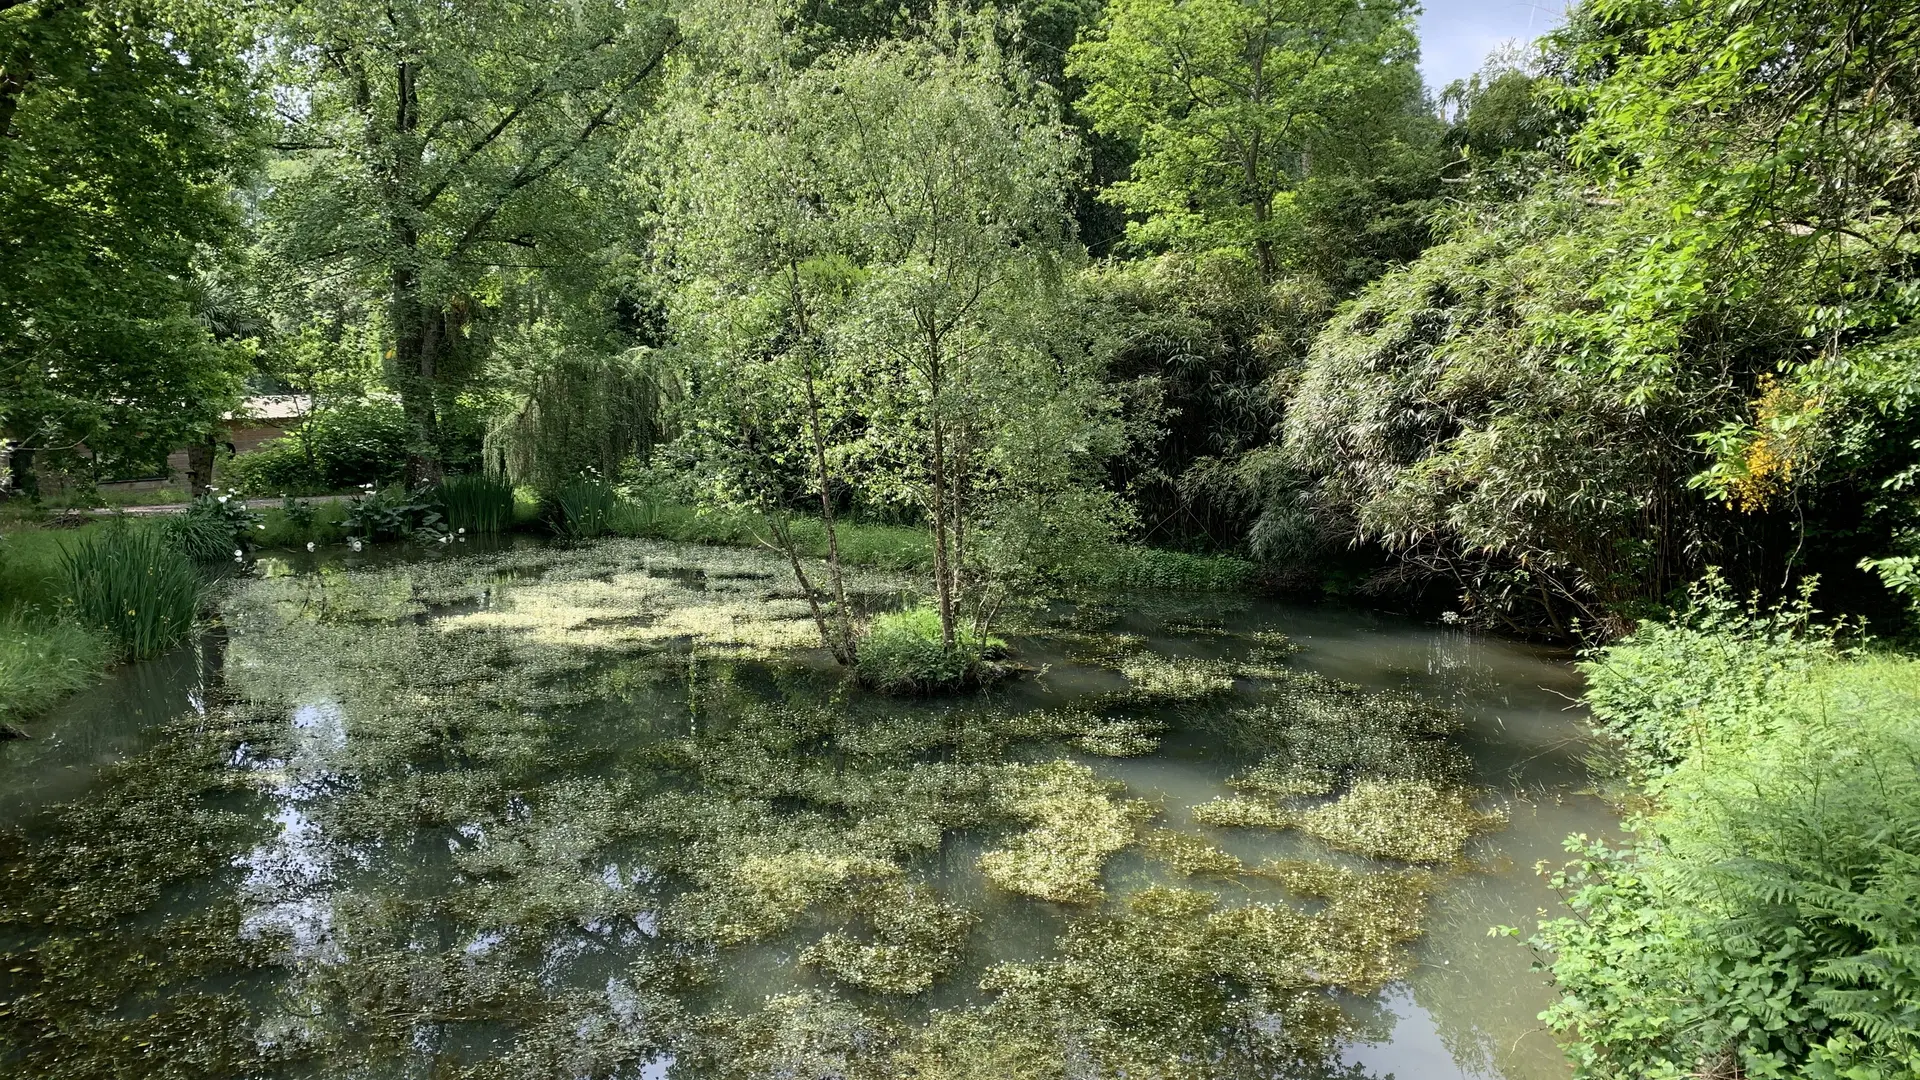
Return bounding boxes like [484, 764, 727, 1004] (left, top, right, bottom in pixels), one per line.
[1077, 547, 1256, 591]
[1540, 601, 1920, 1079]
[256, 499, 350, 549]
[168, 488, 266, 563]
[856, 605, 1005, 693]
[224, 399, 412, 494]
[59, 524, 201, 659]
[1580, 575, 1844, 778]
[435, 472, 515, 535]
[343, 486, 449, 543]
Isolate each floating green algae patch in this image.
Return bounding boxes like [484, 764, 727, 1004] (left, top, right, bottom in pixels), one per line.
[978, 760, 1154, 904]
[1285, 778, 1508, 863]
[799, 879, 977, 994]
[0, 536, 1545, 1078]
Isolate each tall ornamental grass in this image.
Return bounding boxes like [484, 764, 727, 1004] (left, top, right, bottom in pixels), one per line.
[60, 525, 201, 659]
[437, 472, 516, 535]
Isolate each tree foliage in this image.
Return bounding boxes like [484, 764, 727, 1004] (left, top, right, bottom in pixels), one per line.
[1068, 0, 1427, 279]
[258, 0, 678, 481]
[0, 0, 257, 485]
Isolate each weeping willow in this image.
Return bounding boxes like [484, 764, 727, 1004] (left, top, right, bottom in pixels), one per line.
[486, 349, 677, 495]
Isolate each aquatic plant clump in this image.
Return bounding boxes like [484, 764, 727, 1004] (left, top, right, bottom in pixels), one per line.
[856, 604, 1006, 693]
[1289, 779, 1507, 863]
[1199, 779, 1507, 864]
[1140, 828, 1245, 876]
[799, 880, 978, 994]
[1114, 653, 1236, 704]
[1069, 713, 1165, 756]
[977, 761, 1154, 903]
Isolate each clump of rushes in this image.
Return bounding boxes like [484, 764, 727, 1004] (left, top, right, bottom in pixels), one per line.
[59, 524, 201, 659]
[856, 605, 1005, 693]
[977, 760, 1154, 903]
[436, 471, 515, 535]
[549, 475, 617, 542]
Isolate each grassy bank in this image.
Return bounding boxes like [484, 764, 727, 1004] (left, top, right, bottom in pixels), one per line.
[604, 500, 1255, 588]
[1538, 588, 1920, 1078]
[0, 523, 111, 724]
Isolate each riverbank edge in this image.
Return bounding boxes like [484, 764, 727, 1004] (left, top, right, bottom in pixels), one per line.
[0, 501, 1257, 729]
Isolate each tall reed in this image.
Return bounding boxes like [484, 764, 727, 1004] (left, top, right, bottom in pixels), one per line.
[60, 525, 201, 659]
[436, 472, 516, 535]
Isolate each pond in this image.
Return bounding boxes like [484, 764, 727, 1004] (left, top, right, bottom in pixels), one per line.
[0, 538, 1611, 1079]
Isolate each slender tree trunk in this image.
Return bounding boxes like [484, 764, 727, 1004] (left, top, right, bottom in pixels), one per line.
[0, 46, 31, 146]
[950, 429, 968, 617]
[788, 267, 855, 663]
[6, 445, 36, 497]
[0, 0, 55, 146]
[768, 514, 835, 653]
[802, 364, 855, 663]
[186, 436, 216, 495]
[927, 356, 958, 651]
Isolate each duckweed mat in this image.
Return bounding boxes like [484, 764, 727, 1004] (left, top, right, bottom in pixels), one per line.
[0, 538, 1529, 1079]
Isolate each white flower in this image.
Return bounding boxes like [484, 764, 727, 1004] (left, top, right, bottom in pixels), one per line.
[256, 524, 266, 530]
[233, 548, 243, 558]
[305, 541, 316, 552]
[438, 534, 451, 544]
[216, 495, 229, 504]
[348, 538, 364, 552]
[457, 528, 466, 534]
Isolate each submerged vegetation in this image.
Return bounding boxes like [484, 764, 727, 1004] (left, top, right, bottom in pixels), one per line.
[0, 540, 1536, 1076]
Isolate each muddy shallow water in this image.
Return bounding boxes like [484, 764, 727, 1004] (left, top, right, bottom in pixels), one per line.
[0, 538, 1610, 1079]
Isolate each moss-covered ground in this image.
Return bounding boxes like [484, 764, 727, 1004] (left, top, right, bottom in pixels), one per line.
[0, 537, 1517, 1078]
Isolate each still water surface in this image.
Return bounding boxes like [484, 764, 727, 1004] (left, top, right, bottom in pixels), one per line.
[0, 540, 1610, 1079]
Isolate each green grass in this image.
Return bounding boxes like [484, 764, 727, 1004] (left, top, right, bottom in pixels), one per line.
[607, 500, 1255, 588]
[0, 521, 141, 722]
[0, 611, 111, 724]
[610, 501, 934, 571]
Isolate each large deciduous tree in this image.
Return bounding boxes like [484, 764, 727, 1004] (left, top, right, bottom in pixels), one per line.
[261, 0, 678, 483]
[0, 0, 257, 491]
[1067, 0, 1424, 279]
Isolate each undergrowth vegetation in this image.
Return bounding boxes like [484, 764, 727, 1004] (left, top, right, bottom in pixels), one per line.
[855, 605, 1006, 693]
[1538, 586, 1920, 1079]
